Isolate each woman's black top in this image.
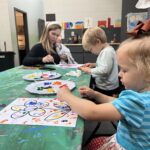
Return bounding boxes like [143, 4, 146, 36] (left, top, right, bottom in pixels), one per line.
[22, 43, 60, 66]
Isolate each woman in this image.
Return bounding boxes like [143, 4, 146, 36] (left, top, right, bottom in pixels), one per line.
[22, 23, 61, 66]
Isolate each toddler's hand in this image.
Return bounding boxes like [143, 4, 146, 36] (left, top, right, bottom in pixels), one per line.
[78, 86, 94, 98]
[42, 54, 54, 63]
[57, 87, 71, 101]
[60, 54, 68, 61]
[78, 63, 91, 69]
[82, 63, 95, 68]
[79, 66, 91, 74]
[84, 63, 92, 67]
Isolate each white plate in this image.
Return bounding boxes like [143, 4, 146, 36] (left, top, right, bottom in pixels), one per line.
[25, 80, 76, 95]
[23, 71, 61, 81]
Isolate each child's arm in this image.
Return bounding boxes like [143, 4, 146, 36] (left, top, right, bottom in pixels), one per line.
[79, 86, 115, 103]
[78, 63, 96, 73]
[83, 63, 96, 68]
[79, 63, 96, 69]
[79, 67, 91, 74]
[57, 87, 122, 121]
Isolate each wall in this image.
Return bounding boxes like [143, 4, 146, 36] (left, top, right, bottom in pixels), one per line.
[0, 0, 12, 52]
[0, 0, 44, 66]
[149, 8, 150, 17]
[43, 0, 122, 27]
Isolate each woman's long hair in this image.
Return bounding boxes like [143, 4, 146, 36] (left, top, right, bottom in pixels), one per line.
[40, 23, 61, 54]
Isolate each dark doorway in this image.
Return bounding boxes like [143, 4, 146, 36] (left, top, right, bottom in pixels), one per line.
[14, 8, 29, 65]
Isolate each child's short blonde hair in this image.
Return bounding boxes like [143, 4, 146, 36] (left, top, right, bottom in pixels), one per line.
[118, 37, 150, 82]
[82, 27, 107, 51]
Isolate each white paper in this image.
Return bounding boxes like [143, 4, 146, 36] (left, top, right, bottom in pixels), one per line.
[84, 17, 93, 28]
[0, 98, 77, 127]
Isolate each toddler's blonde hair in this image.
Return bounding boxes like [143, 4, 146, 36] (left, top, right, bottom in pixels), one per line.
[82, 27, 107, 51]
[118, 37, 150, 82]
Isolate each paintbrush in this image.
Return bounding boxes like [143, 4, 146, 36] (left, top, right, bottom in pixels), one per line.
[52, 60, 56, 65]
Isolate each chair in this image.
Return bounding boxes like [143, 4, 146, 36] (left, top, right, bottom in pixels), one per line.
[82, 120, 117, 148]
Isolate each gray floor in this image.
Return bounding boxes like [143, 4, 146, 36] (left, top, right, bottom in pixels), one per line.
[82, 120, 117, 149]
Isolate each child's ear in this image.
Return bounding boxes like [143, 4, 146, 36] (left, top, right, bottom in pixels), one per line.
[96, 39, 101, 44]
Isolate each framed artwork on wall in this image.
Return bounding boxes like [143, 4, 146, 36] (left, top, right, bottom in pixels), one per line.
[127, 12, 148, 31]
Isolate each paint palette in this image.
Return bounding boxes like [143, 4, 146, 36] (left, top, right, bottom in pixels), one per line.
[25, 80, 76, 95]
[23, 71, 61, 81]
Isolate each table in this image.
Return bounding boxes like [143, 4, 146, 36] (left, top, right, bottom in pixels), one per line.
[0, 65, 90, 150]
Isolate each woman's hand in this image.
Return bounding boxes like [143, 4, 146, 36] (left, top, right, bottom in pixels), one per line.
[42, 54, 54, 63]
[78, 86, 95, 99]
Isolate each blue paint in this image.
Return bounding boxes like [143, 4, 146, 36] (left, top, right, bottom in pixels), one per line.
[29, 101, 36, 105]
[44, 82, 51, 85]
[61, 120, 68, 122]
[37, 102, 43, 106]
[0, 104, 6, 107]
[49, 75, 54, 77]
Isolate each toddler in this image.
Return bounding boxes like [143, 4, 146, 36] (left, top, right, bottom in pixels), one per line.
[57, 36, 150, 149]
[79, 27, 119, 96]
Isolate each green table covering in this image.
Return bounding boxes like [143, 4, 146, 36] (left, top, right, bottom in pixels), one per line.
[0, 65, 90, 150]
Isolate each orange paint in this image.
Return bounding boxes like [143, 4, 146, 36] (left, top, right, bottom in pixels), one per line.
[0, 119, 8, 123]
[53, 81, 62, 85]
[32, 118, 41, 122]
